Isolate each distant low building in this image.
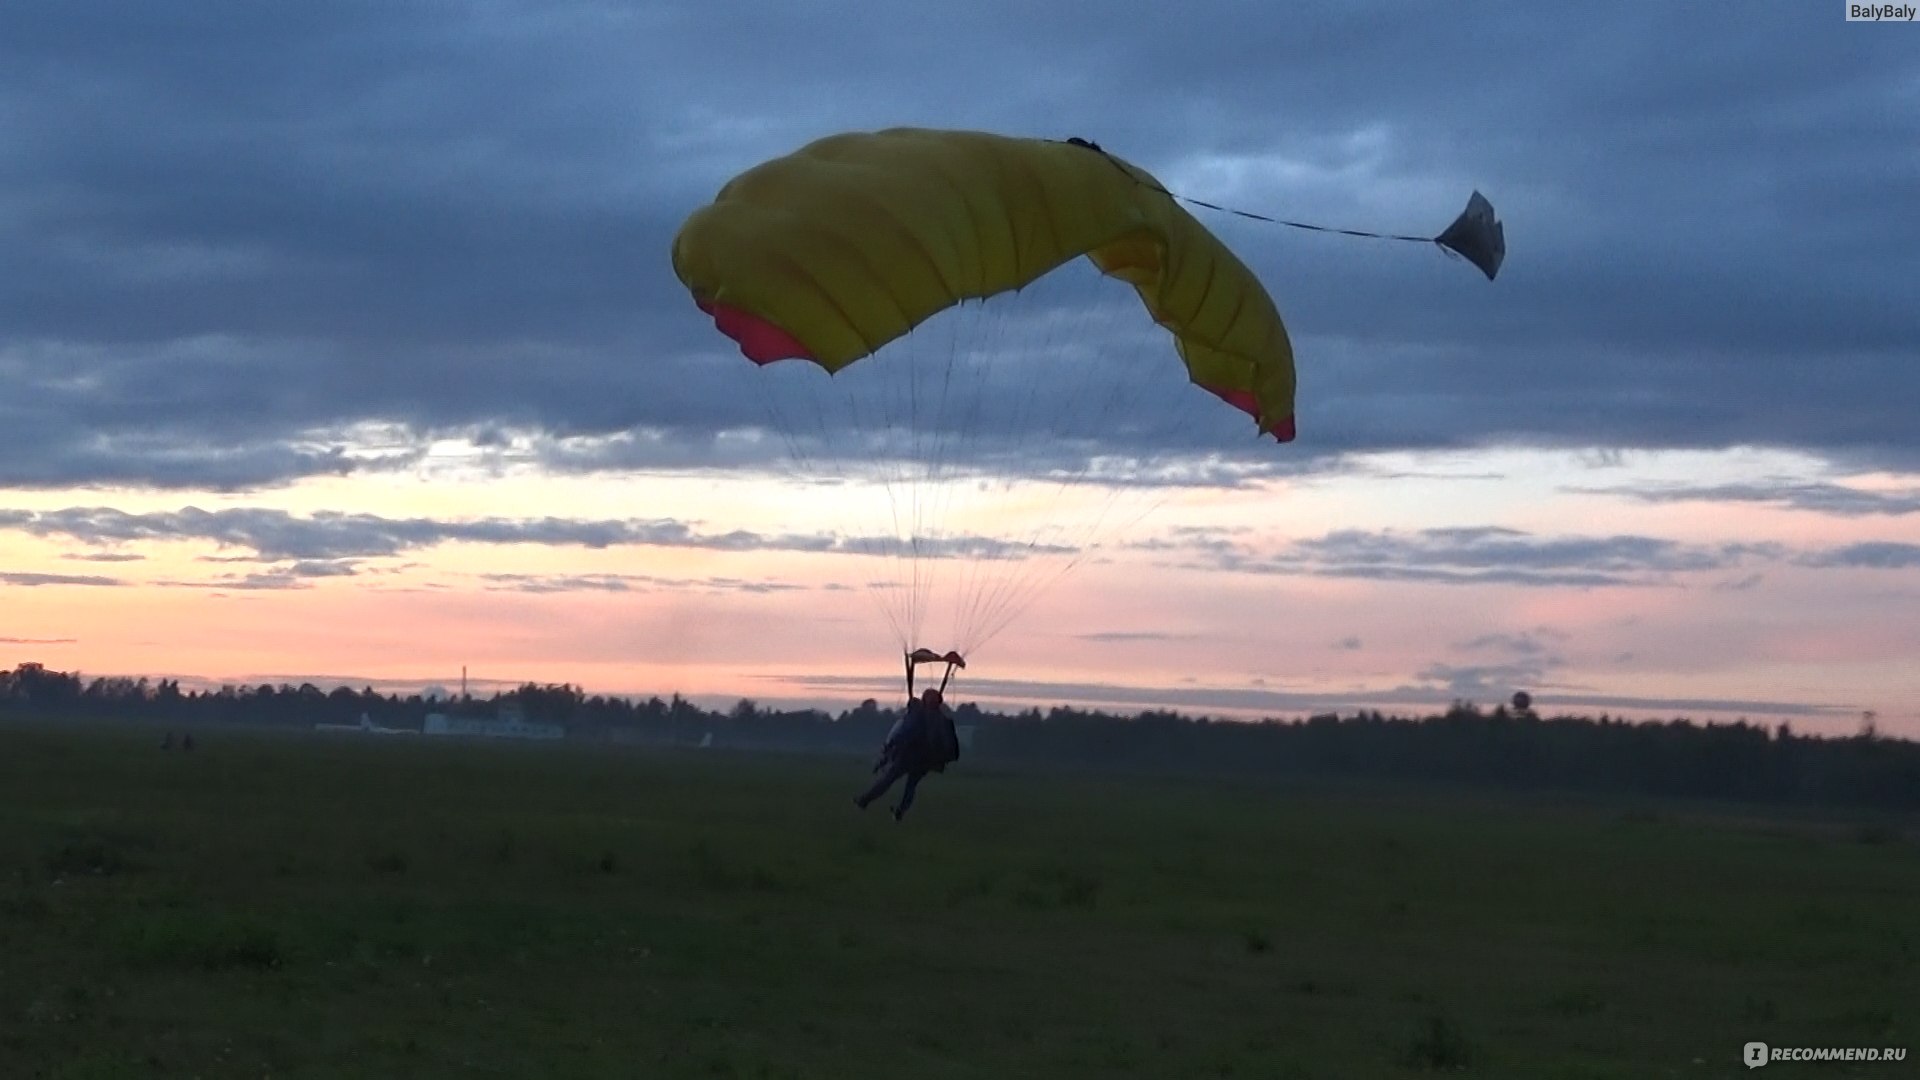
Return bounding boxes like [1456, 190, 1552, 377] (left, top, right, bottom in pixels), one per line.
[422, 701, 564, 740]
[316, 712, 418, 735]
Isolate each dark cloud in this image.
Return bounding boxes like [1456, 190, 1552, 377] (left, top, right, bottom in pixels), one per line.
[286, 560, 358, 578]
[1572, 480, 1920, 516]
[1432, 630, 1572, 696]
[0, 505, 835, 561]
[210, 571, 320, 592]
[1163, 526, 1780, 587]
[1797, 542, 1920, 570]
[143, 560, 365, 592]
[1417, 661, 1565, 699]
[0, 571, 122, 587]
[1455, 629, 1568, 655]
[480, 573, 645, 595]
[1154, 526, 1920, 587]
[478, 571, 810, 595]
[0, 636, 77, 644]
[0, 2, 1913, 492]
[0, 505, 1063, 564]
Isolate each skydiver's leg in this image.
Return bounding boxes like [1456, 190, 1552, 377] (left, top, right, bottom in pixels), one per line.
[856, 760, 906, 809]
[891, 771, 924, 820]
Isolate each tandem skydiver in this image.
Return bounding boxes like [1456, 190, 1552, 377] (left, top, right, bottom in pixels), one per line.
[854, 649, 964, 821]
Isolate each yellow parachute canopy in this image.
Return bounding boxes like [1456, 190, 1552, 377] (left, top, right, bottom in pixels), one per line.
[672, 127, 1297, 440]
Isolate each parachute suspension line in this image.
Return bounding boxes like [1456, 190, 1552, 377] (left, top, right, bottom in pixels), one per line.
[827, 368, 914, 651]
[961, 356, 1172, 652]
[746, 360, 913, 651]
[870, 341, 914, 645]
[921, 302, 980, 652]
[848, 294, 1003, 656]
[862, 360, 922, 649]
[970, 458, 1195, 653]
[910, 298, 985, 654]
[885, 327, 952, 652]
[740, 261, 1245, 663]
[1057, 136, 1505, 281]
[895, 314, 933, 650]
[1014, 332, 1231, 647]
[865, 371, 918, 650]
[960, 376, 1193, 654]
[742, 320, 980, 658]
[943, 297, 1033, 654]
[925, 294, 1018, 656]
[938, 268, 1221, 657]
[915, 306, 974, 649]
[916, 299, 976, 653]
[944, 284, 1096, 653]
[953, 303, 1104, 649]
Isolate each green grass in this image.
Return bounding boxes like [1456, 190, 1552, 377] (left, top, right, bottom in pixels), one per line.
[1, 721, 1914, 1078]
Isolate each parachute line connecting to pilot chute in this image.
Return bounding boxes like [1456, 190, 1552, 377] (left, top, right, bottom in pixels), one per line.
[1059, 136, 1506, 281]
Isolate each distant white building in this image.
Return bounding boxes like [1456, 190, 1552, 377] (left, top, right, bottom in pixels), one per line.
[316, 712, 417, 736]
[422, 702, 564, 740]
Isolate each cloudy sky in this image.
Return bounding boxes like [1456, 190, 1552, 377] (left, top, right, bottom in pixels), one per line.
[3, 2, 1916, 736]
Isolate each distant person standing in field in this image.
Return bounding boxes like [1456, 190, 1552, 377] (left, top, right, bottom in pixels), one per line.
[855, 689, 960, 821]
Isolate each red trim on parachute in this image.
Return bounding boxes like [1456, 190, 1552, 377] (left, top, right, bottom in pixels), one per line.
[694, 300, 1298, 443]
[1200, 384, 1296, 443]
[695, 299, 815, 365]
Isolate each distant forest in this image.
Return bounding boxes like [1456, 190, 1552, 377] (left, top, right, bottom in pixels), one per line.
[4, 662, 1916, 812]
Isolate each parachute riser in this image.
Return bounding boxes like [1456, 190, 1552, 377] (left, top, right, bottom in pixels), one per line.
[905, 647, 967, 697]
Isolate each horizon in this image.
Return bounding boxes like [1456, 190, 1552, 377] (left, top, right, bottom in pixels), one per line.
[3, 4, 1916, 741]
[6, 659, 1889, 742]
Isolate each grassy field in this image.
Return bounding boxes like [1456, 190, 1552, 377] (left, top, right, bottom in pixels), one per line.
[1, 721, 1914, 1079]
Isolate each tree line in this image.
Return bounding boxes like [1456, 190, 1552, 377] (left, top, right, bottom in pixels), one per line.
[3, 662, 1915, 811]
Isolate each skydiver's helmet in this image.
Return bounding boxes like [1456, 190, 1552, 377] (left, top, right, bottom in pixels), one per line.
[922, 688, 943, 709]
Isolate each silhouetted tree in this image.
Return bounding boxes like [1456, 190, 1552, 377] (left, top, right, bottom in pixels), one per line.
[2, 662, 1915, 810]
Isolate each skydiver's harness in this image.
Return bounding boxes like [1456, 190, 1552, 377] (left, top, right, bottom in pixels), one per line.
[900, 649, 965, 773]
